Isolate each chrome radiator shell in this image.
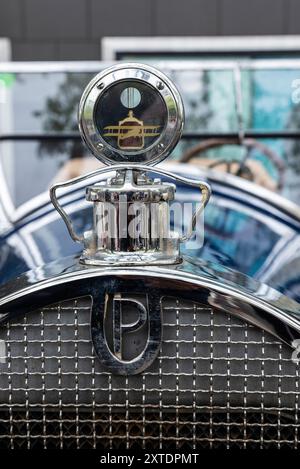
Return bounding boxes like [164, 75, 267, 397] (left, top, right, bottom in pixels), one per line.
[1, 258, 300, 448]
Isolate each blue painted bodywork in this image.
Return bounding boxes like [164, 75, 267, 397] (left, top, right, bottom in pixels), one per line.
[1, 167, 300, 303]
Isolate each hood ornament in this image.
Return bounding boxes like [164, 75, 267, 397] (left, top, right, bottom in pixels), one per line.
[50, 63, 211, 266]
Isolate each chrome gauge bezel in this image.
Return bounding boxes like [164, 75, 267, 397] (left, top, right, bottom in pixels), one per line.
[78, 63, 184, 166]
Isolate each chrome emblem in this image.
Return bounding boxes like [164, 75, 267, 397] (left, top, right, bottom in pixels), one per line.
[91, 292, 162, 375]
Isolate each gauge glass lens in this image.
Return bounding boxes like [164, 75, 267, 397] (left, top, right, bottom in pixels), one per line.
[94, 80, 167, 153]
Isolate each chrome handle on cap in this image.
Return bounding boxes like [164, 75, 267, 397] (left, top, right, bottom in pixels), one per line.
[50, 164, 211, 247]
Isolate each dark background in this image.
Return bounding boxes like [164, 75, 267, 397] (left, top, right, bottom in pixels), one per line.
[0, 0, 300, 61]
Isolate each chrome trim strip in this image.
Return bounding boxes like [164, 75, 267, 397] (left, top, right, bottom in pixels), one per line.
[102, 35, 300, 60]
[3, 58, 300, 74]
[0, 256, 299, 347]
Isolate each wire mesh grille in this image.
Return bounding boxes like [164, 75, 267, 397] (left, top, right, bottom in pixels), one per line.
[0, 296, 299, 449]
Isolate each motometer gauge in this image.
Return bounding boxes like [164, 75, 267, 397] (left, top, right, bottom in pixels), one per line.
[78, 63, 184, 166]
[51, 63, 210, 266]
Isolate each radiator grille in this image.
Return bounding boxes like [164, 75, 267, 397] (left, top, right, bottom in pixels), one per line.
[0, 296, 299, 449]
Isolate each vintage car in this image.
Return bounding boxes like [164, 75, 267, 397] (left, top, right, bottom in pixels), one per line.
[0, 62, 300, 450]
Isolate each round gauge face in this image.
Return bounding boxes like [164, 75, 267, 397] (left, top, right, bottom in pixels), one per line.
[94, 80, 168, 153]
[79, 64, 184, 165]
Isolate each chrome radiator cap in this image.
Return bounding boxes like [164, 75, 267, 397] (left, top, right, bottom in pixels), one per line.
[50, 63, 211, 266]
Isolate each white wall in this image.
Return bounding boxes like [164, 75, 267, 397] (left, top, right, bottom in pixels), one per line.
[0, 39, 11, 61]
